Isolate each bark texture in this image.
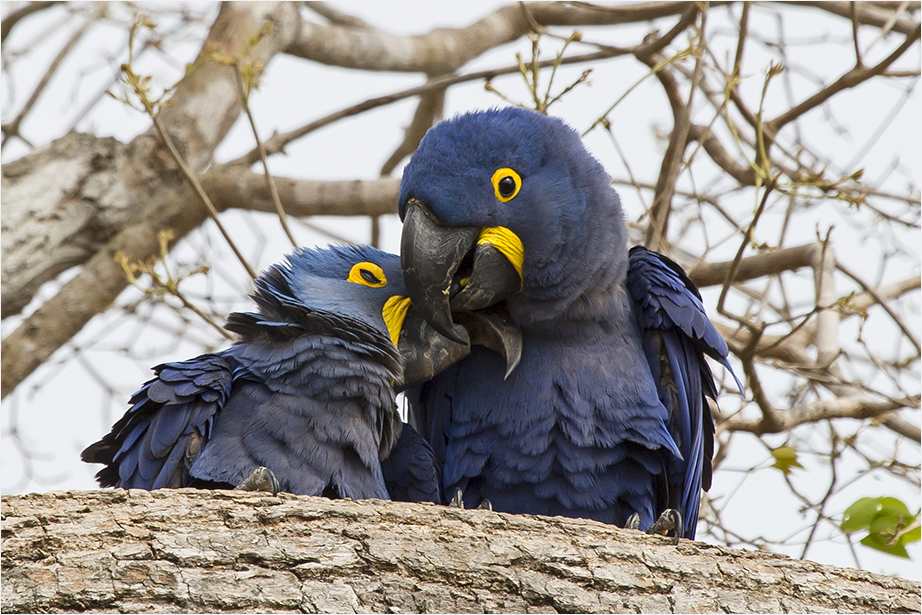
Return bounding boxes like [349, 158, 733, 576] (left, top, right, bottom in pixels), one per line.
[2, 490, 919, 614]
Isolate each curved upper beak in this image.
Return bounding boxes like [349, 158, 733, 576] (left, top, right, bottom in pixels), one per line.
[401, 199, 524, 344]
[454, 305, 523, 379]
[401, 200, 478, 344]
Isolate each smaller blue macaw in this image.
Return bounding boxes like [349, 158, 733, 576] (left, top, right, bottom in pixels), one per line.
[81, 244, 479, 502]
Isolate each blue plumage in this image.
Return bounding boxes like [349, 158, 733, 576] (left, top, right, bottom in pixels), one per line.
[82, 244, 444, 502]
[399, 107, 742, 538]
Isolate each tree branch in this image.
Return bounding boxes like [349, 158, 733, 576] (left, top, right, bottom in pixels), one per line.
[783, 1, 920, 36]
[3, 490, 918, 613]
[0, 171, 399, 398]
[721, 394, 921, 435]
[767, 23, 921, 133]
[0, 0, 63, 43]
[1, 3, 101, 149]
[285, 1, 722, 74]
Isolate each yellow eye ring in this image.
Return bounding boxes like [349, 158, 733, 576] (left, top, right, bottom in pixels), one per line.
[491, 168, 521, 202]
[347, 262, 387, 288]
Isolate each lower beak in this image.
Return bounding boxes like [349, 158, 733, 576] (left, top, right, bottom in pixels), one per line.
[450, 243, 522, 312]
[396, 309, 470, 392]
[454, 305, 523, 378]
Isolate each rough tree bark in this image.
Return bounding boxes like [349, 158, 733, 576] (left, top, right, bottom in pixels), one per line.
[2, 490, 919, 614]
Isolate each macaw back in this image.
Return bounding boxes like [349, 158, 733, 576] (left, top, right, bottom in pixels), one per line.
[189, 329, 400, 500]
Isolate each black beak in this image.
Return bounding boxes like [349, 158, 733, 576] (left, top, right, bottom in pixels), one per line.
[454, 305, 523, 379]
[395, 303, 523, 391]
[395, 309, 470, 392]
[401, 199, 479, 344]
[401, 199, 524, 345]
[450, 244, 522, 312]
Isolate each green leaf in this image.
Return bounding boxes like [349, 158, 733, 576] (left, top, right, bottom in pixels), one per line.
[900, 524, 921, 545]
[842, 496, 920, 559]
[860, 533, 910, 559]
[841, 497, 883, 533]
[876, 497, 911, 518]
[770, 446, 803, 475]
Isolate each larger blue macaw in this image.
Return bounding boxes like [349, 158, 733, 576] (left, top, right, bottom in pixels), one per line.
[82, 244, 486, 502]
[398, 107, 742, 539]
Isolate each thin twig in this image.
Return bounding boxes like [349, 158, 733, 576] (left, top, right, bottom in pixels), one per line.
[1, 3, 102, 149]
[235, 66, 298, 248]
[147, 110, 258, 279]
[767, 23, 921, 132]
[836, 261, 922, 355]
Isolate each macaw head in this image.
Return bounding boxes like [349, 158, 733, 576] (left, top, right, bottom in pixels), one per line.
[233, 244, 519, 389]
[399, 107, 627, 341]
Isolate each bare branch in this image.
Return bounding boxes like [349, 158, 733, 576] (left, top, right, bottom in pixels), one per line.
[201, 169, 401, 218]
[721, 394, 921, 435]
[836, 261, 922, 355]
[0, 0, 63, 43]
[379, 89, 445, 177]
[688, 243, 819, 288]
[881, 414, 922, 441]
[635, 4, 702, 249]
[233, 49, 633, 167]
[235, 67, 298, 248]
[767, 23, 921, 133]
[1, 3, 102, 149]
[305, 2, 376, 29]
[0, 170, 402, 398]
[784, 1, 921, 36]
[285, 2, 717, 74]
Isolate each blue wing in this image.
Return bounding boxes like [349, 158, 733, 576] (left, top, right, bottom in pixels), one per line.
[381, 422, 442, 503]
[627, 245, 742, 538]
[81, 354, 235, 490]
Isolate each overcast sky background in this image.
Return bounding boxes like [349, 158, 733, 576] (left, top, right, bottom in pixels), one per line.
[2, 1, 919, 580]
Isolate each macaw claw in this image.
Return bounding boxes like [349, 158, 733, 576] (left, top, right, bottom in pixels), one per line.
[449, 486, 464, 509]
[646, 508, 683, 545]
[625, 512, 641, 530]
[234, 466, 281, 496]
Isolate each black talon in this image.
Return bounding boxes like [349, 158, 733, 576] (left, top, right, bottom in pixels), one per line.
[625, 513, 641, 530]
[449, 486, 464, 509]
[234, 466, 280, 496]
[646, 508, 683, 544]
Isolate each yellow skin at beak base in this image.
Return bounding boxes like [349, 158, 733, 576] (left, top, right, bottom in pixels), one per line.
[477, 227, 524, 277]
[383, 295, 412, 347]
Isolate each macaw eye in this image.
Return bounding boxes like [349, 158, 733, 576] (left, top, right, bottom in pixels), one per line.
[491, 168, 521, 202]
[347, 262, 387, 288]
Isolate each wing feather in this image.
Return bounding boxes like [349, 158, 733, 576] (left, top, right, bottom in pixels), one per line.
[81, 354, 234, 489]
[627, 245, 742, 538]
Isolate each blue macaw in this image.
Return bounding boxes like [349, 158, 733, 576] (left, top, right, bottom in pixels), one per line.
[82, 244, 479, 502]
[398, 107, 742, 539]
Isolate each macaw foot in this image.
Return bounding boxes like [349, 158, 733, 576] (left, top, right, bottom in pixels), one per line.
[646, 508, 683, 545]
[625, 513, 641, 530]
[234, 466, 280, 496]
[477, 499, 493, 511]
[449, 486, 464, 509]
